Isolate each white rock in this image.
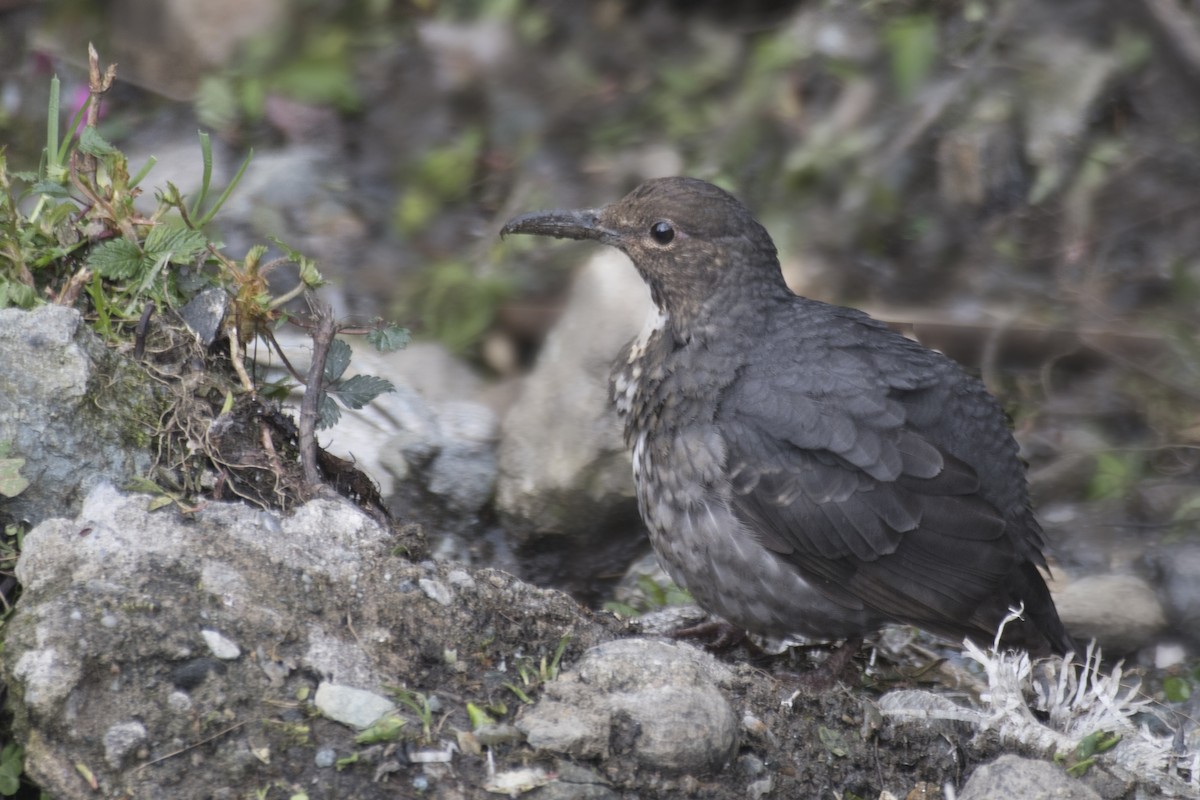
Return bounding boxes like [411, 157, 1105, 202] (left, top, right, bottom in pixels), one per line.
[313, 682, 395, 730]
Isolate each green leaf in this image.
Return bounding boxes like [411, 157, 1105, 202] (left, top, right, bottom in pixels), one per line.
[194, 76, 239, 132]
[884, 15, 939, 100]
[87, 238, 145, 279]
[0, 742, 23, 797]
[45, 75, 60, 173]
[0, 457, 30, 498]
[367, 324, 410, 353]
[0, 282, 39, 310]
[323, 338, 352, 382]
[354, 714, 406, 744]
[1163, 676, 1192, 703]
[30, 181, 70, 198]
[466, 702, 495, 730]
[1088, 452, 1141, 500]
[192, 145, 253, 229]
[144, 222, 207, 265]
[330, 374, 394, 410]
[79, 125, 118, 157]
[317, 392, 341, 430]
[129, 156, 157, 189]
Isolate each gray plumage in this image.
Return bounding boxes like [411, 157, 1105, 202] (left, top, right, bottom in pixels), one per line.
[502, 176, 1074, 655]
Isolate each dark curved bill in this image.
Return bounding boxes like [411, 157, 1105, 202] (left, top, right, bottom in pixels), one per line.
[500, 208, 617, 244]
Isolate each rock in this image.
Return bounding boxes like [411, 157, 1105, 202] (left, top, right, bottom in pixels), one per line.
[0, 306, 156, 528]
[314, 683, 396, 730]
[1051, 573, 1166, 654]
[102, 721, 147, 769]
[959, 754, 1101, 800]
[1149, 541, 1200, 648]
[201, 629, 242, 660]
[494, 251, 654, 589]
[518, 638, 738, 774]
[422, 401, 500, 514]
[107, 0, 285, 99]
[256, 330, 498, 513]
[1, 483, 609, 800]
[178, 286, 230, 347]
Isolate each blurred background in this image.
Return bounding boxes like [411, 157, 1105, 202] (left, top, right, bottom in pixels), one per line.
[3, 0, 1200, 664]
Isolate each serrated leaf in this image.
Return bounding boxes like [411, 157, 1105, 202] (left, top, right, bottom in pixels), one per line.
[0, 282, 39, 309]
[323, 338, 352, 382]
[298, 257, 324, 287]
[267, 236, 307, 264]
[144, 222, 207, 265]
[367, 324, 410, 353]
[79, 125, 118, 157]
[317, 392, 341, 430]
[87, 238, 145, 279]
[30, 180, 71, 198]
[330, 374, 394, 409]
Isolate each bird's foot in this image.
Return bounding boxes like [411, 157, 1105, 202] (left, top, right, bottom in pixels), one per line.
[669, 620, 762, 654]
[780, 637, 864, 694]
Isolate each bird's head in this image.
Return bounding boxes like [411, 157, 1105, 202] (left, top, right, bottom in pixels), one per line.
[502, 177, 788, 334]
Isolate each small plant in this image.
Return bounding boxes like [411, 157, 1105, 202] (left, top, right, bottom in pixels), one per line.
[1055, 729, 1122, 777]
[603, 573, 693, 618]
[354, 714, 406, 745]
[388, 687, 436, 742]
[503, 634, 571, 704]
[1, 46, 408, 509]
[0, 743, 22, 796]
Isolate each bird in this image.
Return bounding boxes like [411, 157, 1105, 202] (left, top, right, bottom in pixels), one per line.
[501, 176, 1075, 657]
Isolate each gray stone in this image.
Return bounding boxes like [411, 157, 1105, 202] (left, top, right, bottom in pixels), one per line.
[1151, 542, 1200, 648]
[179, 287, 229, 347]
[314, 747, 336, 769]
[0, 306, 156, 527]
[314, 683, 396, 730]
[1, 483, 608, 800]
[959, 754, 1101, 800]
[260, 328, 498, 512]
[419, 578, 454, 606]
[201, 629, 242, 660]
[1052, 573, 1166, 653]
[102, 721, 147, 769]
[495, 250, 653, 547]
[518, 638, 738, 774]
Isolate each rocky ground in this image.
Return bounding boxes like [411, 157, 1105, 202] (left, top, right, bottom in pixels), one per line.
[2, 1, 1200, 798]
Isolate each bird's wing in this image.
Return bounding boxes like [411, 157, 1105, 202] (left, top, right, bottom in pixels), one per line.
[716, 341, 1019, 630]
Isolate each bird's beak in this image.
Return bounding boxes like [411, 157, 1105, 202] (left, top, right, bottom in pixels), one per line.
[500, 208, 619, 245]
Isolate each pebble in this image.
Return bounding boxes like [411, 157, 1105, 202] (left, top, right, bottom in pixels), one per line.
[313, 682, 396, 730]
[202, 629, 242, 660]
[419, 578, 454, 606]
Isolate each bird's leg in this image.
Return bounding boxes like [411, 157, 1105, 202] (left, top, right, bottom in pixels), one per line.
[781, 637, 864, 693]
[669, 620, 762, 654]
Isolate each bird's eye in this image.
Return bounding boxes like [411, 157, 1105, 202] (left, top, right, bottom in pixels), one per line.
[649, 221, 675, 245]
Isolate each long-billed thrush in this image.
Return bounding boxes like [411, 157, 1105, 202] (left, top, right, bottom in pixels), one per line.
[501, 177, 1074, 656]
